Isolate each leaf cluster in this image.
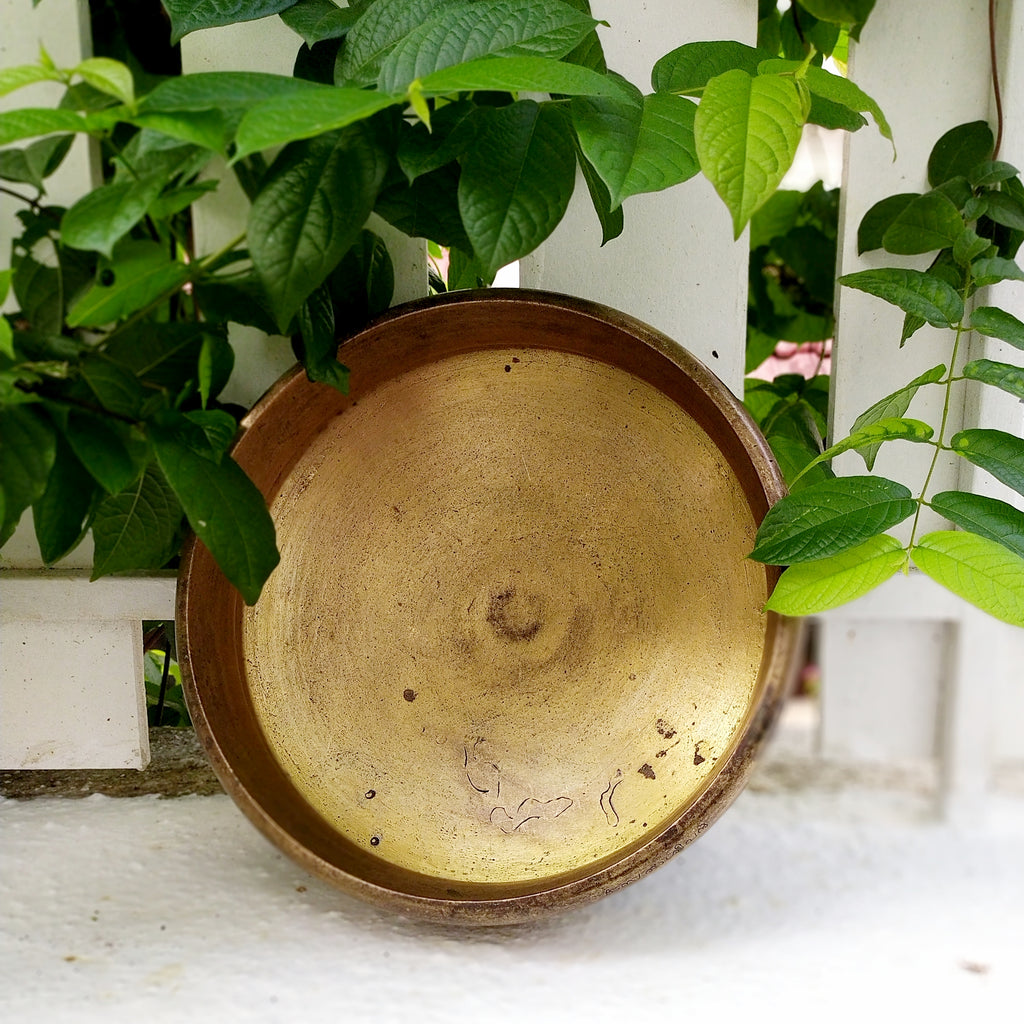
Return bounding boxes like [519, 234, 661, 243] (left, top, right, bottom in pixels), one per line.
[1, 0, 885, 603]
[750, 122, 1024, 627]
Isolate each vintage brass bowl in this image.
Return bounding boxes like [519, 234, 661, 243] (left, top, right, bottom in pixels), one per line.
[177, 290, 799, 924]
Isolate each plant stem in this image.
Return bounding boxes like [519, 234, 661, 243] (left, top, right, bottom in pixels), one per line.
[0, 183, 45, 211]
[907, 288, 973, 549]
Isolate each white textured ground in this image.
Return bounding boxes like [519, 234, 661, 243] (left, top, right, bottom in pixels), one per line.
[2, 781, 1023, 1024]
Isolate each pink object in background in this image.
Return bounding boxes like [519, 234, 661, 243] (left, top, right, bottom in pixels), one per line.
[749, 340, 832, 382]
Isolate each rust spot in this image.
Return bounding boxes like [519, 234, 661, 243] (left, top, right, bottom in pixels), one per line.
[504, 364, 511, 372]
[656, 718, 676, 739]
[638, 763, 656, 780]
[512, 357, 520, 363]
[403, 689, 417, 702]
[295, 885, 307, 893]
[656, 750, 667, 758]
[693, 745, 706, 766]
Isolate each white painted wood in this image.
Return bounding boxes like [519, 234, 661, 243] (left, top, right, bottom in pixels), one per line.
[520, 0, 753, 397]
[0, 573, 175, 769]
[823, 0, 1024, 813]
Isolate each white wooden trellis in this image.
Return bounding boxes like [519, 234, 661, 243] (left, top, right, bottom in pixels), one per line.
[1, 0, 1022, 816]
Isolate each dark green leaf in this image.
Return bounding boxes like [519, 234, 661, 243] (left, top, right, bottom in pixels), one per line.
[971, 256, 1024, 287]
[12, 250, 63, 337]
[764, 534, 906, 616]
[151, 431, 279, 605]
[806, 93, 867, 132]
[953, 227, 994, 267]
[280, 0, 360, 45]
[32, 434, 98, 564]
[327, 228, 394, 331]
[933, 176, 973, 210]
[0, 405, 57, 545]
[928, 120, 993, 187]
[881, 190, 964, 255]
[573, 89, 699, 208]
[963, 358, 1024, 401]
[297, 284, 349, 393]
[857, 193, 916, 254]
[197, 333, 234, 407]
[91, 466, 181, 576]
[969, 160, 1020, 188]
[446, 246, 487, 290]
[951, 428, 1024, 498]
[912, 530, 1024, 627]
[750, 475, 916, 564]
[930, 490, 1024, 560]
[575, 143, 624, 246]
[983, 191, 1024, 231]
[162, 0, 297, 43]
[248, 123, 388, 331]
[63, 412, 142, 494]
[375, 162, 471, 250]
[193, 275, 279, 336]
[694, 69, 805, 238]
[839, 268, 964, 327]
[377, 0, 598, 92]
[396, 101, 478, 182]
[337, 0, 459, 86]
[147, 181, 219, 221]
[104, 322, 227, 390]
[184, 409, 237, 459]
[850, 363, 946, 469]
[798, 0, 876, 26]
[970, 306, 1024, 350]
[80, 355, 146, 418]
[0, 135, 73, 191]
[651, 40, 771, 94]
[459, 101, 576, 279]
[417, 55, 629, 98]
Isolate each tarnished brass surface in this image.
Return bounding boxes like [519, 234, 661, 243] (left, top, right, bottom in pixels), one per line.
[178, 291, 800, 923]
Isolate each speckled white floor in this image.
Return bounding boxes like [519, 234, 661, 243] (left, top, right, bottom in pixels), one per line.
[2, 781, 1022, 1024]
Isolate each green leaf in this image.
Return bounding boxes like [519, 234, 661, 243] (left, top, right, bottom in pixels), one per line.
[839, 268, 964, 327]
[970, 306, 1024, 350]
[572, 89, 699, 208]
[280, 0, 360, 45]
[971, 256, 1024, 287]
[764, 534, 906, 616]
[184, 409, 238, 460]
[759, 61, 891, 145]
[930, 490, 1024, 560]
[73, 58, 135, 105]
[0, 135, 73, 191]
[397, 101, 478, 182]
[750, 475, 916, 565]
[651, 40, 771, 94]
[458, 100, 576, 279]
[0, 63, 62, 98]
[849, 364, 946, 469]
[61, 176, 166, 258]
[63, 412, 141, 494]
[248, 124, 388, 331]
[912, 530, 1024, 627]
[32, 434, 98, 564]
[795, 417, 934, 484]
[0, 319, 11, 361]
[151, 431, 279, 605]
[857, 193, 916, 254]
[297, 284, 349, 393]
[80, 355, 146, 419]
[575, 143, 624, 246]
[983, 191, 1024, 231]
[377, 0, 598, 92]
[806, 93, 866, 133]
[67, 242, 189, 328]
[376, 163, 472, 251]
[928, 121, 993, 187]
[161, 0, 298, 43]
[694, 70, 805, 238]
[799, 0, 876, 23]
[968, 160, 1020, 188]
[963, 358, 1024, 401]
[337, 0, 459, 86]
[881, 190, 964, 255]
[192, 276, 279, 336]
[0, 108, 92, 147]
[416, 55, 629, 99]
[327, 228, 394, 329]
[0, 405, 57, 545]
[232, 86, 400, 161]
[91, 466, 181, 577]
[951, 428, 1024, 498]
[952, 227, 993, 267]
[103, 322, 224, 390]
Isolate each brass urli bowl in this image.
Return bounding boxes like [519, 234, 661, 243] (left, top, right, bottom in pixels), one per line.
[177, 290, 800, 925]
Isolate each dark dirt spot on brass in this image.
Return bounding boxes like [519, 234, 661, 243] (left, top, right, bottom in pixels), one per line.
[638, 763, 656, 780]
[403, 689, 417, 702]
[486, 587, 542, 641]
[656, 718, 676, 739]
[370, 836, 381, 846]
[365, 789, 376, 799]
[693, 745, 706, 766]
